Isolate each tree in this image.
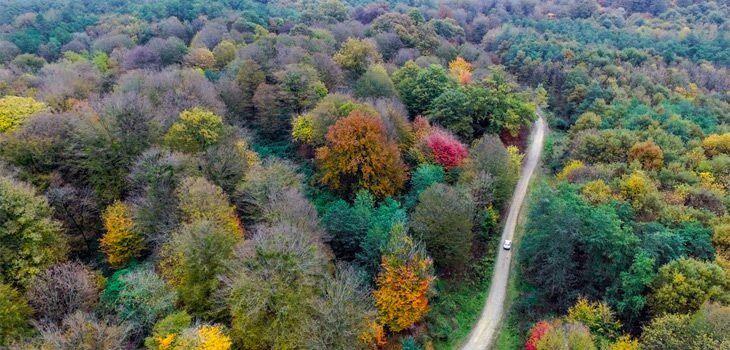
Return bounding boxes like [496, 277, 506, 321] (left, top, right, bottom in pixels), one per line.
[0, 175, 66, 288]
[225, 221, 329, 349]
[519, 185, 637, 313]
[410, 184, 475, 274]
[628, 140, 664, 170]
[333, 38, 381, 78]
[0, 283, 33, 346]
[291, 94, 376, 147]
[213, 40, 236, 69]
[27, 262, 102, 325]
[307, 265, 378, 350]
[354, 64, 396, 99]
[184, 47, 216, 69]
[448, 57, 473, 85]
[164, 108, 224, 153]
[233, 59, 265, 122]
[459, 134, 516, 210]
[101, 201, 145, 269]
[526, 321, 552, 350]
[535, 320, 596, 350]
[176, 176, 243, 237]
[393, 62, 454, 117]
[0, 95, 47, 133]
[316, 111, 407, 198]
[99, 264, 176, 342]
[640, 303, 729, 350]
[373, 224, 434, 332]
[702, 133, 730, 157]
[145, 311, 192, 350]
[566, 298, 622, 345]
[234, 158, 303, 221]
[648, 258, 729, 316]
[37, 311, 129, 349]
[422, 129, 468, 169]
[160, 219, 239, 319]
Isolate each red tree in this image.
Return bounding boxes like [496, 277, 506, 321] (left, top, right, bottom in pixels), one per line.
[525, 321, 552, 350]
[425, 129, 468, 169]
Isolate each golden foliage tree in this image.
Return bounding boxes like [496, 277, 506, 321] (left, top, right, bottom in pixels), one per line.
[373, 224, 434, 332]
[0, 95, 47, 133]
[702, 133, 730, 157]
[316, 111, 407, 198]
[164, 108, 224, 153]
[448, 56, 473, 85]
[100, 201, 144, 268]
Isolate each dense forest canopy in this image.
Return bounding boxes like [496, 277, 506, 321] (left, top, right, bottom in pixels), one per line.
[0, 0, 728, 349]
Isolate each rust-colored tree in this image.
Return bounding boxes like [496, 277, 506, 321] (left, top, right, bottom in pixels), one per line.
[373, 224, 434, 332]
[316, 111, 407, 198]
[628, 140, 664, 170]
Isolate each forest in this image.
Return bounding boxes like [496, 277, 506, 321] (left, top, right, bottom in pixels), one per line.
[0, 0, 727, 349]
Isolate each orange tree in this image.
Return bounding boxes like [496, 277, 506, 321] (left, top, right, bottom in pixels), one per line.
[315, 111, 406, 198]
[373, 224, 434, 332]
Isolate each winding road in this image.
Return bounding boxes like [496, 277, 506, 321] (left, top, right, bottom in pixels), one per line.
[462, 114, 547, 350]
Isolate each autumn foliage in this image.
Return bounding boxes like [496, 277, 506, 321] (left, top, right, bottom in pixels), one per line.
[448, 56, 473, 85]
[100, 201, 144, 268]
[628, 140, 664, 170]
[424, 129, 468, 169]
[525, 321, 551, 350]
[316, 111, 407, 198]
[373, 225, 434, 332]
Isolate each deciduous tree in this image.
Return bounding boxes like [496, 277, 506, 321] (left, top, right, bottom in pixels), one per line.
[316, 111, 407, 198]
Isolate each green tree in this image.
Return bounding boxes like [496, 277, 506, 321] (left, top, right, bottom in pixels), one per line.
[333, 38, 381, 79]
[520, 184, 637, 312]
[160, 220, 239, 319]
[410, 183, 475, 274]
[226, 222, 329, 349]
[100, 264, 176, 339]
[393, 62, 454, 117]
[354, 64, 396, 99]
[0, 283, 33, 346]
[0, 175, 66, 288]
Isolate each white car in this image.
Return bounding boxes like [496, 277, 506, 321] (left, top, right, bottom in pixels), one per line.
[502, 240, 512, 250]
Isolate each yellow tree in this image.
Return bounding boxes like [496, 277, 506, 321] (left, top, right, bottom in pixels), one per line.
[100, 201, 144, 268]
[448, 56, 473, 85]
[0, 95, 47, 133]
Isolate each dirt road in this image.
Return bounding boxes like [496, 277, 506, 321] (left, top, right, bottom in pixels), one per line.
[461, 115, 546, 350]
